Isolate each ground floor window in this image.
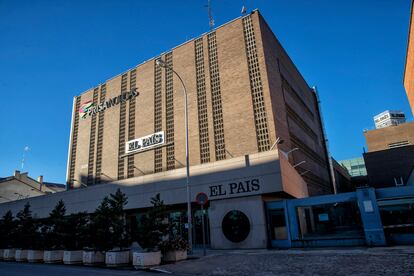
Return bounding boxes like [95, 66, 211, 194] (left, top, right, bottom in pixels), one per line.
[296, 201, 364, 239]
[222, 210, 250, 243]
[378, 198, 414, 244]
[127, 203, 211, 247]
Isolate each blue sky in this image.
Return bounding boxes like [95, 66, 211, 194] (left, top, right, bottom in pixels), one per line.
[0, 0, 412, 183]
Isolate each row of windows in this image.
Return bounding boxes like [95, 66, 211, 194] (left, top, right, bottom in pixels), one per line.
[165, 52, 175, 170]
[195, 38, 211, 164]
[207, 32, 226, 161]
[94, 84, 106, 184]
[242, 15, 270, 152]
[154, 61, 163, 173]
[127, 69, 137, 178]
[117, 73, 129, 180]
[87, 87, 100, 185]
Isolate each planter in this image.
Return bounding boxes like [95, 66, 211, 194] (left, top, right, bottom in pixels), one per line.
[63, 250, 83, 264]
[15, 249, 28, 262]
[83, 251, 105, 265]
[133, 251, 161, 267]
[4, 249, 16, 260]
[163, 250, 187, 262]
[0, 249, 4, 260]
[44, 250, 63, 263]
[105, 250, 130, 267]
[27, 250, 43, 262]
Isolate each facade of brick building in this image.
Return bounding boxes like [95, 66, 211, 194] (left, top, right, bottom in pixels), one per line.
[364, 122, 414, 152]
[0, 11, 332, 250]
[363, 119, 414, 188]
[67, 10, 331, 196]
[404, 0, 414, 116]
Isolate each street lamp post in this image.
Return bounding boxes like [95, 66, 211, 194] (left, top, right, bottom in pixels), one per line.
[156, 58, 192, 253]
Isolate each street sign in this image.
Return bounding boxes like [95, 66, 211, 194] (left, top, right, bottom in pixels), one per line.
[195, 192, 208, 256]
[196, 192, 208, 205]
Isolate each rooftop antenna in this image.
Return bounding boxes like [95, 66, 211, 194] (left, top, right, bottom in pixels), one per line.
[206, 0, 215, 30]
[241, 0, 247, 14]
[21, 145, 30, 170]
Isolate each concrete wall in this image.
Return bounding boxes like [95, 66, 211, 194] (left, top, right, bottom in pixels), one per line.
[209, 195, 267, 249]
[0, 151, 301, 219]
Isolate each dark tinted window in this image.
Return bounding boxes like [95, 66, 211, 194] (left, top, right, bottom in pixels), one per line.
[222, 210, 250, 243]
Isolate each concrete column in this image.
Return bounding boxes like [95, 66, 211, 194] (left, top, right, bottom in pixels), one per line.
[356, 188, 386, 246]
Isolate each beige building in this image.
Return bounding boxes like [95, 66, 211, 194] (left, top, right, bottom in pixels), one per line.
[1, 11, 332, 249]
[0, 171, 65, 203]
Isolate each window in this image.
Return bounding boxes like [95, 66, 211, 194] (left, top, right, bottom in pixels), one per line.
[222, 210, 250, 243]
[242, 15, 270, 152]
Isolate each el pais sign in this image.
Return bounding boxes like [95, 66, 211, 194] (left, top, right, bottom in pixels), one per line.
[79, 88, 139, 119]
[209, 178, 261, 198]
[125, 131, 165, 155]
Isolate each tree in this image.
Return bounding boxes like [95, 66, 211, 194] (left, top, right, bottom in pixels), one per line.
[136, 193, 168, 251]
[15, 203, 35, 249]
[109, 189, 128, 215]
[0, 210, 15, 248]
[89, 196, 112, 251]
[62, 212, 89, 251]
[108, 188, 130, 249]
[89, 189, 129, 252]
[43, 200, 66, 250]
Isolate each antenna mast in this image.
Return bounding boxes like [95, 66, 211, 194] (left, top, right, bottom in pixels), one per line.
[21, 146, 30, 170]
[207, 0, 215, 30]
[241, 0, 247, 14]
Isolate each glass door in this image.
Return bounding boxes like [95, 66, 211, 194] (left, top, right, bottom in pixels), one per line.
[266, 201, 291, 248]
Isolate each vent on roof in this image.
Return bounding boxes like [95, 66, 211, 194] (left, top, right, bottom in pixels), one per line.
[388, 140, 410, 149]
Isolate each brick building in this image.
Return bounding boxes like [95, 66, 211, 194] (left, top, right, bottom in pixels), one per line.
[364, 122, 414, 152]
[404, 0, 414, 116]
[67, 10, 331, 196]
[0, 10, 332, 249]
[363, 122, 414, 188]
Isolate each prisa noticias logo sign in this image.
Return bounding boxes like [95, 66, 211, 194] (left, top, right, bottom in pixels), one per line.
[79, 88, 139, 119]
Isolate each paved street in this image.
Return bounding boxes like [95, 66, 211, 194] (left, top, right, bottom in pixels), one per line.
[1, 247, 414, 275]
[0, 262, 152, 276]
[162, 247, 414, 275]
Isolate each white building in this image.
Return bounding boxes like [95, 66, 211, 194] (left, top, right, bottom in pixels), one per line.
[374, 110, 406, 129]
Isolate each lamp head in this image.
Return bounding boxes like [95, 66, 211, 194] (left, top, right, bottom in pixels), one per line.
[156, 59, 167, 68]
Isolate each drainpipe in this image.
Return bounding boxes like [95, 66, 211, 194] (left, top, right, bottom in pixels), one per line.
[312, 86, 337, 194]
